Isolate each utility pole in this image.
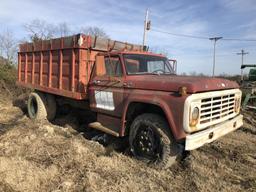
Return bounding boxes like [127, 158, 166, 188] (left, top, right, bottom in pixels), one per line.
[209, 37, 223, 77]
[237, 49, 249, 81]
[142, 9, 151, 48]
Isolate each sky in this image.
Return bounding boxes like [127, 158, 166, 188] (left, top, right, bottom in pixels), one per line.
[0, 0, 255, 75]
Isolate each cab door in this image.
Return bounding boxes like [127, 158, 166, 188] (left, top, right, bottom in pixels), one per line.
[89, 54, 125, 118]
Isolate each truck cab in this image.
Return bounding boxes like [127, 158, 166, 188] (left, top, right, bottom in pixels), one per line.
[88, 51, 243, 166]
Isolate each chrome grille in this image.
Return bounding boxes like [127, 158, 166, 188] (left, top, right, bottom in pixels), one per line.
[200, 94, 235, 125]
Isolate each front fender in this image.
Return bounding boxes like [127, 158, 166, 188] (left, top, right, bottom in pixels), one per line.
[120, 90, 187, 140]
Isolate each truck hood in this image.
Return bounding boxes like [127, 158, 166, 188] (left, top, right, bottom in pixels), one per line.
[127, 75, 239, 93]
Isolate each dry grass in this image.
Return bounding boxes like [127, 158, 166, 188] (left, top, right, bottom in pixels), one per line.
[0, 95, 255, 192]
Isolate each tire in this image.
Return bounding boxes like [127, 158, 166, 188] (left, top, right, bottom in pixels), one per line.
[27, 92, 47, 121]
[129, 113, 182, 168]
[27, 92, 56, 121]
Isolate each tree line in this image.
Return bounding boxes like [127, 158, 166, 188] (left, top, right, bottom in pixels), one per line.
[0, 19, 109, 65]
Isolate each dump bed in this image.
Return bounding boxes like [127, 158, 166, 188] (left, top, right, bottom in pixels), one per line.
[17, 34, 143, 100]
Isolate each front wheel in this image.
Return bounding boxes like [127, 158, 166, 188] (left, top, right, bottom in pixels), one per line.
[129, 113, 182, 168]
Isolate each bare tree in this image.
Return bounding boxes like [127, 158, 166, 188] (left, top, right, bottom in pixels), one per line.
[24, 20, 109, 40]
[24, 19, 57, 42]
[57, 22, 72, 37]
[189, 71, 198, 76]
[0, 29, 18, 64]
[180, 72, 187, 76]
[80, 26, 109, 38]
[188, 71, 207, 77]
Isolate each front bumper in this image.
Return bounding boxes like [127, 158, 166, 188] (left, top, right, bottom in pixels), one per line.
[185, 114, 243, 150]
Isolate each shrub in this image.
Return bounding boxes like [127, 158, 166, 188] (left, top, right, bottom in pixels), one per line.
[0, 63, 17, 85]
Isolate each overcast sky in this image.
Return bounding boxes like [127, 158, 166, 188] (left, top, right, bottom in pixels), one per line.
[0, 0, 255, 75]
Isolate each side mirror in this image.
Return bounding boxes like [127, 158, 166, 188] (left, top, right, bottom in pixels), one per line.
[169, 59, 177, 74]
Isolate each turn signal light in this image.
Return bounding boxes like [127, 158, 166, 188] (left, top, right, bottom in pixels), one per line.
[179, 86, 187, 96]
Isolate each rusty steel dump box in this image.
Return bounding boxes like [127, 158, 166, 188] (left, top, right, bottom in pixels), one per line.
[17, 34, 143, 100]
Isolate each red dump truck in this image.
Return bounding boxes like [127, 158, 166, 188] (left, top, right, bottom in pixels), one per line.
[17, 34, 243, 166]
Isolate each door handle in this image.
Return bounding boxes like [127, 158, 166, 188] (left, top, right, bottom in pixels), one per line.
[123, 82, 133, 88]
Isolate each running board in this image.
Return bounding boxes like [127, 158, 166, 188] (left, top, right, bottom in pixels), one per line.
[88, 122, 120, 137]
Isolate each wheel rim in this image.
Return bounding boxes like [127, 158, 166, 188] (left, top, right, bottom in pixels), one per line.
[30, 97, 38, 118]
[133, 124, 161, 161]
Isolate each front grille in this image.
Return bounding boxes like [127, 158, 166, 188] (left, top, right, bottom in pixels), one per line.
[200, 93, 235, 125]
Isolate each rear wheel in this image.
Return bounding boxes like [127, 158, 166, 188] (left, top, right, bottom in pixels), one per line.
[129, 113, 182, 168]
[27, 92, 56, 121]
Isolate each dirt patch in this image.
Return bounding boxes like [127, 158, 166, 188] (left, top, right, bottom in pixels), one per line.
[0, 96, 255, 191]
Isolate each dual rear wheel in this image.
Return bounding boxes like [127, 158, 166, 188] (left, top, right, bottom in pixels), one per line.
[27, 92, 56, 121]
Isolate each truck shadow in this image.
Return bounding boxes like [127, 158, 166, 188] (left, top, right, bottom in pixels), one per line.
[52, 107, 130, 154]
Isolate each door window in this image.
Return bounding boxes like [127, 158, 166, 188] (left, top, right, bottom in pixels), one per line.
[95, 56, 122, 77]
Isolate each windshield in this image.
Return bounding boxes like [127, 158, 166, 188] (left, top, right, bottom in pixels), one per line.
[124, 54, 175, 75]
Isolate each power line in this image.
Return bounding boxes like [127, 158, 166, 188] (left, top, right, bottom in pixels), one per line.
[222, 38, 256, 42]
[151, 28, 209, 40]
[151, 28, 256, 42]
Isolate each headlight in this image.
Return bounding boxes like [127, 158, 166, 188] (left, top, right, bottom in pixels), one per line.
[190, 107, 199, 127]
